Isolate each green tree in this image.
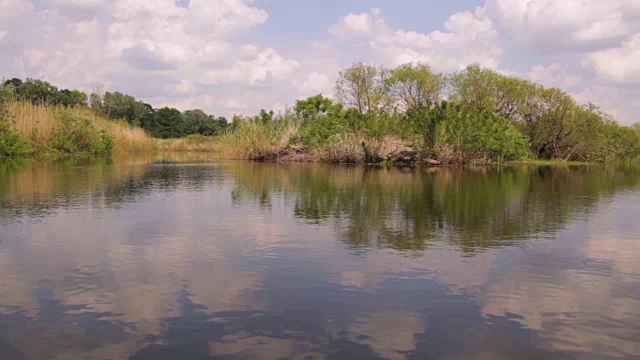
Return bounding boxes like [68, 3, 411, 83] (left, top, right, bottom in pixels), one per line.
[55, 89, 88, 107]
[387, 63, 444, 111]
[183, 109, 209, 134]
[335, 62, 390, 114]
[295, 94, 334, 121]
[443, 108, 528, 163]
[15, 79, 59, 104]
[149, 107, 185, 138]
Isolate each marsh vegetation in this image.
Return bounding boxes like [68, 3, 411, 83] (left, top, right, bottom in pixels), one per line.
[2, 63, 639, 164]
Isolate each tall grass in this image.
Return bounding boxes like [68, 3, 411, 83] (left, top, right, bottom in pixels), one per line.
[220, 117, 301, 160]
[4, 100, 154, 155]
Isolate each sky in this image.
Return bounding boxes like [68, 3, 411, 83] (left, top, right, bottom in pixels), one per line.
[0, 0, 638, 124]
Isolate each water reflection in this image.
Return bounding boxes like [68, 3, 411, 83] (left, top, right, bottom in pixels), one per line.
[231, 163, 640, 253]
[0, 156, 639, 359]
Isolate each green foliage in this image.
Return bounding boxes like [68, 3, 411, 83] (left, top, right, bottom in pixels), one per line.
[0, 120, 33, 157]
[184, 110, 226, 136]
[335, 62, 389, 114]
[295, 94, 334, 121]
[387, 63, 444, 111]
[55, 89, 88, 107]
[443, 109, 528, 163]
[148, 107, 185, 139]
[4, 77, 228, 140]
[12, 78, 59, 104]
[0, 93, 32, 156]
[403, 102, 449, 155]
[49, 109, 114, 154]
[3, 62, 638, 164]
[227, 113, 300, 160]
[0, 82, 15, 102]
[590, 121, 640, 161]
[297, 103, 362, 147]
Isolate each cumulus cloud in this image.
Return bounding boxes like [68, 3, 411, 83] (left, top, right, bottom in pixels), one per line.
[0, 0, 637, 123]
[329, 8, 502, 72]
[329, 10, 378, 39]
[481, 0, 640, 53]
[501, 63, 582, 90]
[0, 0, 306, 116]
[586, 34, 640, 84]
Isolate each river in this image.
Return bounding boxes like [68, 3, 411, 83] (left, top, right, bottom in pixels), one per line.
[1, 154, 639, 359]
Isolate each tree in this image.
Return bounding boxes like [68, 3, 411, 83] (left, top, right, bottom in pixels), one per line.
[3, 78, 22, 88]
[526, 88, 578, 159]
[259, 109, 274, 123]
[200, 115, 227, 136]
[335, 62, 390, 114]
[448, 65, 498, 112]
[442, 108, 528, 163]
[149, 107, 185, 138]
[387, 63, 444, 111]
[55, 89, 88, 107]
[295, 94, 334, 121]
[15, 78, 58, 104]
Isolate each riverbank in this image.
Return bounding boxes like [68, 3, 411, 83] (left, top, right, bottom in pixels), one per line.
[0, 101, 154, 156]
[4, 63, 640, 164]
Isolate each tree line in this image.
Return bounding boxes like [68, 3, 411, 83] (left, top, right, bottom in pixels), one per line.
[1, 78, 228, 139]
[284, 63, 640, 163]
[3, 62, 640, 163]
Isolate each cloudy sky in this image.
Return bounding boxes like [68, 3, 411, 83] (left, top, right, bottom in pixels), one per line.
[0, 0, 638, 124]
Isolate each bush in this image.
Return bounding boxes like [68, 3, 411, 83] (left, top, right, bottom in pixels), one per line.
[590, 121, 640, 161]
[49, 109, 114, 154]
[224, 114, 300, 160]
[0, 101, 33, 156]
[442, 109, 528, 163]
[0, 121, 33, 156]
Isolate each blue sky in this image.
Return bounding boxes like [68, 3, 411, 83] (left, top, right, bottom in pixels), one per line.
[0, 0, 638, 124]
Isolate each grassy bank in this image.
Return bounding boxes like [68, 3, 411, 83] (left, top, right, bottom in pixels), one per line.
[1, 101, 154, 156]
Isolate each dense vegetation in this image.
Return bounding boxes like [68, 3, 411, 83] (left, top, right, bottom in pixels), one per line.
[229, 63, 640, 164]
[0, 84, 151, 156]
[1, 78, 228, 139]
[1, 62, 639, 163]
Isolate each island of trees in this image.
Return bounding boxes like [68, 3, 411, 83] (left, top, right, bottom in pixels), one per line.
[1, 62, 639, 164]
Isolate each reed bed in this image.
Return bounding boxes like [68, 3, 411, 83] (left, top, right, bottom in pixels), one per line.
[4, 101, 154, 155]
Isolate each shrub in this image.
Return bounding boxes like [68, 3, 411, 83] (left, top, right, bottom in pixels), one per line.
[0, 101, 33, 156]
[49, 109, 114, 154]
[224, 114, 300, 160]
[442, 109, 528, 164]
[0, 121, 33, 156]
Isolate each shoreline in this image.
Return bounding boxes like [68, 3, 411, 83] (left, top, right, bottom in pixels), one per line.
[0, 150, 607, 168]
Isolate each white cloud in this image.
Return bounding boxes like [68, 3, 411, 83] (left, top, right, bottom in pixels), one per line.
[293, 72, 333, 98]
[329, 11, 376, 39]
[528, 63, 581, 89]
[586, 34, 640, 84]
[482, 0, 640, 53]
[0, 0, 33, 22]
[330, 9, 502, 72]
[0, 0, 637, 124]
[200, 48, 300, 86]
[500, 63, 582, 90]
[575, 85, 640, 125]
[0, 0, 304, 116]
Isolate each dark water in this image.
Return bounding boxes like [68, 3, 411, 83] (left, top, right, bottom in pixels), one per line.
[1, 154, 639, 359]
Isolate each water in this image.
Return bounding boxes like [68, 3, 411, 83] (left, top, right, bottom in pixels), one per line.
[1, 154, 639, 359]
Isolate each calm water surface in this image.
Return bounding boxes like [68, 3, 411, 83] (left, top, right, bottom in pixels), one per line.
[1, 154, 639, 359]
